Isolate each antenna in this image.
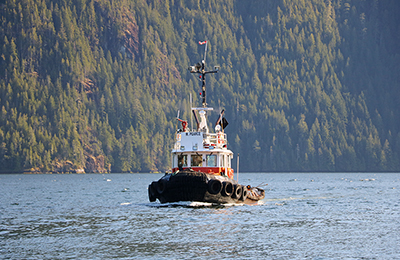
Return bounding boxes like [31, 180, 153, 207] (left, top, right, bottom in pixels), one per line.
[190, 93, 193, 130]
[236, 153, 239, 182]
[176, 110, 180, 131]
[203, 41, 208, 63]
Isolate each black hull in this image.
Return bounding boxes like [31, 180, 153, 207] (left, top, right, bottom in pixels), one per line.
[148, 170, 264, 204]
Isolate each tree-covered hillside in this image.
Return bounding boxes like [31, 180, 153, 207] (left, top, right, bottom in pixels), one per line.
[1, 0, 399, 173]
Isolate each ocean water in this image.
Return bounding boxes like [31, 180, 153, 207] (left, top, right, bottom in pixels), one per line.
[0, 172, 399, 259]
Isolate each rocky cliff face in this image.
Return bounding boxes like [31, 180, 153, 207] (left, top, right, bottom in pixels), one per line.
[28, 156, 109, 173]
[122, 10, 140, 60]
[85, 154, 108, 173]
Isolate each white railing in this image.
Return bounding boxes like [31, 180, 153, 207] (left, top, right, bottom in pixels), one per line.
[173, 132, 227, 151]
[204, 132, 226, 148]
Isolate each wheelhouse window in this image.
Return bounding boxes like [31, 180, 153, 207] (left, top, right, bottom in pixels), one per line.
[191, 154, 202, 167]
[206, 155, 217, 167]
[178, 154, 188, 167]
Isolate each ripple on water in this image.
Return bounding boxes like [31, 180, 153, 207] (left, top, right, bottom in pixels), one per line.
[0, 173, 399, 259]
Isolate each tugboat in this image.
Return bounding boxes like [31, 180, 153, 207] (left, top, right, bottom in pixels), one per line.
[148, 41, 265, 204]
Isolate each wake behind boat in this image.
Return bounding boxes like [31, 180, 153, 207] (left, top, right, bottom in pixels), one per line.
[148, 41, 265, 204]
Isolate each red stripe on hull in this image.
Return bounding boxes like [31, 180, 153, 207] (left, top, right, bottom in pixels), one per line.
[172, 167, 234, 179]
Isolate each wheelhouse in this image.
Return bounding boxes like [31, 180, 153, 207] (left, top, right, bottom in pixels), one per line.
[171, 121, 234, 179]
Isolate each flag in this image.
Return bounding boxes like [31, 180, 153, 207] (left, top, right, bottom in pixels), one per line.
[199, 41, 207, 45]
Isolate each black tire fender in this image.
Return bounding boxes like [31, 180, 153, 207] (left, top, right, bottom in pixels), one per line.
[148, 183, 157, 202]
[156, 179, 167, 194]
[241, 186, 248, 201]
[232, 184, 242, 199]
[221, 181, 233, 197]
[208, 179, 222, 194]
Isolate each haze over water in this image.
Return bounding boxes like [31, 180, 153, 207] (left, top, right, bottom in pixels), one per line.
[1, 173, 399, 259]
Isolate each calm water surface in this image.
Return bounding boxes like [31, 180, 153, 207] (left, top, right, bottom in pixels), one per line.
[0, 173, 399, 259]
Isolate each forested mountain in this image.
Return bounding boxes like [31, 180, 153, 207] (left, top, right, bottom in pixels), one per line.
[1, 0, 399, 173]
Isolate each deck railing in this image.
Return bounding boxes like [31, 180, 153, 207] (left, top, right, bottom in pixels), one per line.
[204, 132, 226, 148]
[173, 132, 228, 150]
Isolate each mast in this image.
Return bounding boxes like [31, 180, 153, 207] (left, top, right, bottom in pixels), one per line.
[188, 41, 219, 108]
